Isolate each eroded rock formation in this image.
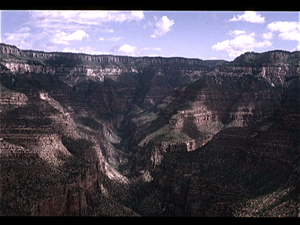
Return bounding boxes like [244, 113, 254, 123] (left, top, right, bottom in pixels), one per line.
[0, 43, 299, 216]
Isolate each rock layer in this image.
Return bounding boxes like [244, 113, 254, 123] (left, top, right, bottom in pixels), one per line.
[0, 43, 299, 216]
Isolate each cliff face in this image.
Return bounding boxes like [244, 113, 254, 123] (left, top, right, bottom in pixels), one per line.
[0, 83, 138, 216]
[213, 51, 300, 87]
[0, 43, 215, 113]
[125, 60, 295, 171]
[145, 105, 300, 216]
[0, 43, 299, 216]
[0, 43, 209, 83]
[111, 50, 299, 216]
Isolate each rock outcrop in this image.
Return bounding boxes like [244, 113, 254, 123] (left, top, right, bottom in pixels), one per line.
[144, 104, 300, 216]
[0, 43, 222, 112]
[0, 43, 299, 216]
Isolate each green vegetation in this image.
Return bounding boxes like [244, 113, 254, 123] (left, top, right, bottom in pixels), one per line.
[0, 72, 62, 93]
[118, 73, 141, 88]
[3, 102, 59, 118]
[45, 55, 83, 67]
[79, 117, 101, 130]
[132, 111, 157, 127]
[0, 82, 14, 93]
[1, 103, 54, 131]
[3, 117, 52, 127]
[1, 45, 299, 216]
[232, 50, 299, 67]
[152, 132, 189, 143]
[61, 135, 94, 158]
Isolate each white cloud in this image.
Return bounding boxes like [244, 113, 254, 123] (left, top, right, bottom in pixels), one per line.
[27, 10, 144, 29]
[4, 32, 31, 41]
[130, 11, 145, 21]
[98, 36, 121, 41]
[151, 16, 175, 38]
[99, 28, 114, 33]
[18, 27, 31, 33]
[212, 32, 272, 58]
[107, 37, 122, 41]
[148, 54, 161, 57]
[267, 21, 299, 33]
[9, 10, 143, 52]
[267, 21, 300, 41]
[62, 47, 82, 53]
[229, 30, 246, 36]
[4, 27, 90, 51]
[3, 26, 34, 50]
[152, 47, 162, 51]
[229, 11, 265, 24]
[52, 30, 89, 45]
[143, 47, 162, 51]
[279, 31, 300, 41]
[62, 46, 110, 55]
[143, 20, 154, 29]
[103, 11, 144, 23]
[52, 32, 69, 45]
[65, 30, 89, 41]
[112, 45, 162, 56]
[262, 32, 273, 40]
[117, 44, 139, 55]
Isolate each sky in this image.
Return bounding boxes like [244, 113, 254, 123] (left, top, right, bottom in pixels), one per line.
[0, 10, 299, 61]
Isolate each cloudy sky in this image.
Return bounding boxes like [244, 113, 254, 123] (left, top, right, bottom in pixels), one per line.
[1, 11, 299, 60]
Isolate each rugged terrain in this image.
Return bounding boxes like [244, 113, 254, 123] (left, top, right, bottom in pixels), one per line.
[0, 43, 299, 216]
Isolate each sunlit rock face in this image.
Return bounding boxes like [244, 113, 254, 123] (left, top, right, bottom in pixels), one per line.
[0, 43, 299, 216]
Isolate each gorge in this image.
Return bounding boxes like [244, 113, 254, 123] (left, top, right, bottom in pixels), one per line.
[0, 43, 299, 216]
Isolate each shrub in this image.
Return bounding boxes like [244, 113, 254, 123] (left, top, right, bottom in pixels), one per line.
[61, 135, 94, 158]
[79, 117, 101, 130]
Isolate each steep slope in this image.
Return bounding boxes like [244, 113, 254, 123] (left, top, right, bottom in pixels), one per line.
[122, 67, 290, 171]
[118, 69, 299, 216]
[0, 43, 223, 216]
[113, 50, 300, 216]
[0, 43, 218, 111]
[0, 72, 138, 216]
[0, 43, 299, 216]
[132, 104, 300, 216]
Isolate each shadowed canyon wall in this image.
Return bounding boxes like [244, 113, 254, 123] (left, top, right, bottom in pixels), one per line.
[0, 43, 299, 216]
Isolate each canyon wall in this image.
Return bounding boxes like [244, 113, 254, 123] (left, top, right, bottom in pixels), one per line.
[0, 43, 299, 216]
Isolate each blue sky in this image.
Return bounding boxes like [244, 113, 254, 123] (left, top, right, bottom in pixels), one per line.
[1, 11, 299, 60]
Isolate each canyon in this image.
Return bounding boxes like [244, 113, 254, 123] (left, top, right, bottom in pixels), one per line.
[0, 43, 299, 216]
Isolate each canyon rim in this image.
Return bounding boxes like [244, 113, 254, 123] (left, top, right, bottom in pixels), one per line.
[0, 43, 299, 216]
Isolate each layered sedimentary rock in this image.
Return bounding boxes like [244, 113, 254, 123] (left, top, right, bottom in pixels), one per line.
[0, 43, 210, 82]
[0, 43, 219, 115]
[144, 105, 300, 216]
[108, 50, 299, 216]
[125, 73, 286, 172]
[0, 72, 135, 216]
[0, 43, 299, 216]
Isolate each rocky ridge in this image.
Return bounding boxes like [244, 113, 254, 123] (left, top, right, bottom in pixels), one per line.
[0, 43, 223, 114]
[0, 43, 299, 216]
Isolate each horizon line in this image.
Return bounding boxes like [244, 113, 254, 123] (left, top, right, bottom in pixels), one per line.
[1, 42, 298, 62]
